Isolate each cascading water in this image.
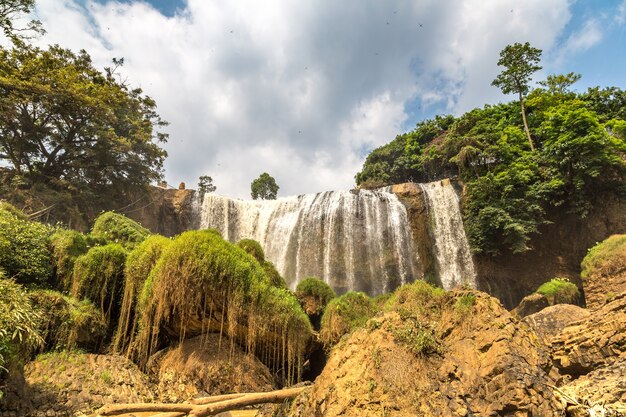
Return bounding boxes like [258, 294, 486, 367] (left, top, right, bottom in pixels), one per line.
[418, 179, 477, 290]
[197, 189, 420, 295]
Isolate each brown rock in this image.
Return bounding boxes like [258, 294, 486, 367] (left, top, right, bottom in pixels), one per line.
[512, 292, 550, 318]
[581, 234, 626, 310]
[523, 304, 590, 345]
[552, 292, 626, 377]
[291, 291, 562, 416]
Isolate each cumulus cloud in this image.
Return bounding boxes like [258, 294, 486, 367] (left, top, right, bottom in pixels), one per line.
[30, 0, 572, 198]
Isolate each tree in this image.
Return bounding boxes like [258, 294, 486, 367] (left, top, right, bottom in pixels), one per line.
[492, 42, 542, 151]
[538, 72, 581, 96]
[0, 0, 44, 42]
[0, 43, 168, 201]
[198, 175, 216, 196]
[251, 172, 279, 200]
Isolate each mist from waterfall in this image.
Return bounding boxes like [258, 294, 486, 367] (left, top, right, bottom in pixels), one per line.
[197, 189, 420, 295]
[418, 180, 477, 290]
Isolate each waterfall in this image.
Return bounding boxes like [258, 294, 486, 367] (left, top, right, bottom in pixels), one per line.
[418, 179, 477, 290]
[197, 189, 420, 295]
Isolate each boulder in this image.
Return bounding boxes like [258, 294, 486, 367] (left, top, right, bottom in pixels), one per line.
[511, 292, 550, 318]
[552, 292, 626, 377]
[291, 291, 562, 416]
[523, 304, 590, 345]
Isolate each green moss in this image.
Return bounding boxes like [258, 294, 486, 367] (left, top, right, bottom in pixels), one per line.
[30, 290, 106, 352]
[49, 229, 89, 291]
[295, 277, 336, 316]
[320, 291, 377, 348]
[90, 211, 150, 248]
[236, 238, 265, 263]
[262, 260, 287, 289]
[581, 235, 626, 279]
[535, 278, 580, 305]
[384, 280, 446, 322]
[71, 244, 127, 326]
[0, 205, 52, 285]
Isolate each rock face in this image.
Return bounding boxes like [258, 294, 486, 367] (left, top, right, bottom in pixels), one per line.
[125, 187, 197, 236]
[291, 291, 561, 417]
[0, 352, 154, 417]
[511, 293, 550, 318]
[147, 334, 276, 403]
[552, 293, 626, 377]
[522, 304, 590, 345]
[581, 234, 626, 310]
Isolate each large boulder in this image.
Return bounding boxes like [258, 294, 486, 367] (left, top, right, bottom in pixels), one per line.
[523, 304, 590, 345]
[511, 292, 550, 318]
[147, 334, 276, 403]
[551, 292, 626, 377]
[291, 290, 561, 416]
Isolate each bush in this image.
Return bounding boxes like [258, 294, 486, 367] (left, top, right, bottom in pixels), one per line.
[49, 229, 89, 291]
[30, 290, 106, 352]
[262, 260, 287, 289]
[535, 278, 580, 305]
[91, 211, 150, 248]
[320, 292, 377, 348]
[237, 238, 265, 263]
[384, 280, 446, 322]
[71, 244, 127, 326]
[295, 277, 336, 316]
[113, 235, 171, 353]
[0, 204, 52, 285]
[0, 275, 43, 398]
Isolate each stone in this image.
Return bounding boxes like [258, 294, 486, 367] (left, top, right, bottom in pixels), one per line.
[511, 292, 549, 318]
[523, 304, 590, 345]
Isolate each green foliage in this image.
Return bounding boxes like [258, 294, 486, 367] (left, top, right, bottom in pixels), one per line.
[0, 203, 52, 285]
[29, 289, 106, 352]
[250, 172, 279, 200]
[491, 42, 542, 97]
[71, 243, 127, 326]
[237, 238, 265, 262]
[0, 43, 167, 204]
[198, 175, 217, 196]
[0, 0, 43, 42]
[0, 275, 43, 385]
[320, 291, 377, 348]
[453, 293, 476, 314]
[390, 320, 441, 356]
[384, 280, 446, 322]
[295, 277, 336, 315]
[91, 211, 150, 248]
[581, 235, 626, 279]
[49, 229, 89, 291]
[535, 278, 579, 305]
[262, 260, 287, 289]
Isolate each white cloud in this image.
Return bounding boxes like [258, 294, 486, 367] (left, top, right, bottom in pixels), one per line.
[555, 18, 603, 65]
[616, 0, 626, 25]
[29, 0, 572, 198]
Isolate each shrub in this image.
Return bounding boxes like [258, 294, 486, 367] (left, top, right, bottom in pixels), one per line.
[453, 293, 477, 314]
[320, 292, 377, 348]
[391, 320, 441, 356]
[384, 280, 446, 322]
[30, 290, 106, 352]
[237, 238, 265, 262]
[49, 229, 89, 291]
[535, 278, 580, 305]
[90, 211, 150, 248]
[262, 260, 287, 289]
[295, 277, 336, 316]
[0, 204, 52, 285]
[71, 244, 127, 326]
[113, 235, 171, 354]
[581, 235, 626, 279]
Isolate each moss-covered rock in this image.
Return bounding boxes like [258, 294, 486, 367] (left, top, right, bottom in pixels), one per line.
[581, 235, 626, 309]
[71, 244, 127, 327]
[0, 204, 52, 285]
[236, 238, 265, 263]
[90, 211, 150, 248]
[262, 260, 287, 289]
[320, 291, 377, 348]
[49, 229, 89, 291]
[296, 277, 336, 329]
[30, 290, 106, 352]
[535, 277, 580, 305]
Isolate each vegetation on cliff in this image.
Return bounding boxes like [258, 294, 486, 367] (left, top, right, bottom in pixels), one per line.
[49, 229, 89, 291]
[320, 291, 377, 348]
[535, 278, 580, 305]
[296, 277, 336, 316]
[356, 52, 626, 256]
[91, 211, 151, 248]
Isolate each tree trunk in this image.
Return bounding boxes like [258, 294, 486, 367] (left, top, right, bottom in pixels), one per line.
[519, 92, 535, 151]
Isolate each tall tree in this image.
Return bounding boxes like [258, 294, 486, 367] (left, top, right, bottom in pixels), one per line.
[492, 42, 542, 151]
[0, 0, 44, 42]
[251, 172, 279, 200]
[198, 175, 216, 196]
[0, 43, 168, 199]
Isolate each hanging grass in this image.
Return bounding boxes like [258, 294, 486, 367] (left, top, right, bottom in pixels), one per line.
[132, 230, 312, 384]
[262, 260, 288, 289]
[0, 203, 52, 285]
[113, 235, 171, 355]
[320, 291, 377, 348]
[30, 289, 106, 352]
[71, 244, 127, 329]
[296, 277, 336, 317]
[90, 211, 150, 248]
[237, 239, 265, 263]
[49, 229, 89, 291]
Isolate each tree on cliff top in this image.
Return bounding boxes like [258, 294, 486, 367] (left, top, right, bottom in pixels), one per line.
[492, 42, 542, 151]
[0, 43, 168, 201]
[251, 172, 279, 200]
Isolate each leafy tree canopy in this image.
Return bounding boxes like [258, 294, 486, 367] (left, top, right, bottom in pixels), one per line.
[250, 172, 279, 200]
[0, 0, 43, 43]
[197, 175, 216, 196]
[0, 43, 168, 203]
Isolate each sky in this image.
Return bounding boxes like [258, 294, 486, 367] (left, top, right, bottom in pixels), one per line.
[18, 0, 626, 198]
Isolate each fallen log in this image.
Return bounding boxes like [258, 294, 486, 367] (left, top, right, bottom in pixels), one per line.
[94, 386, 309, 417]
